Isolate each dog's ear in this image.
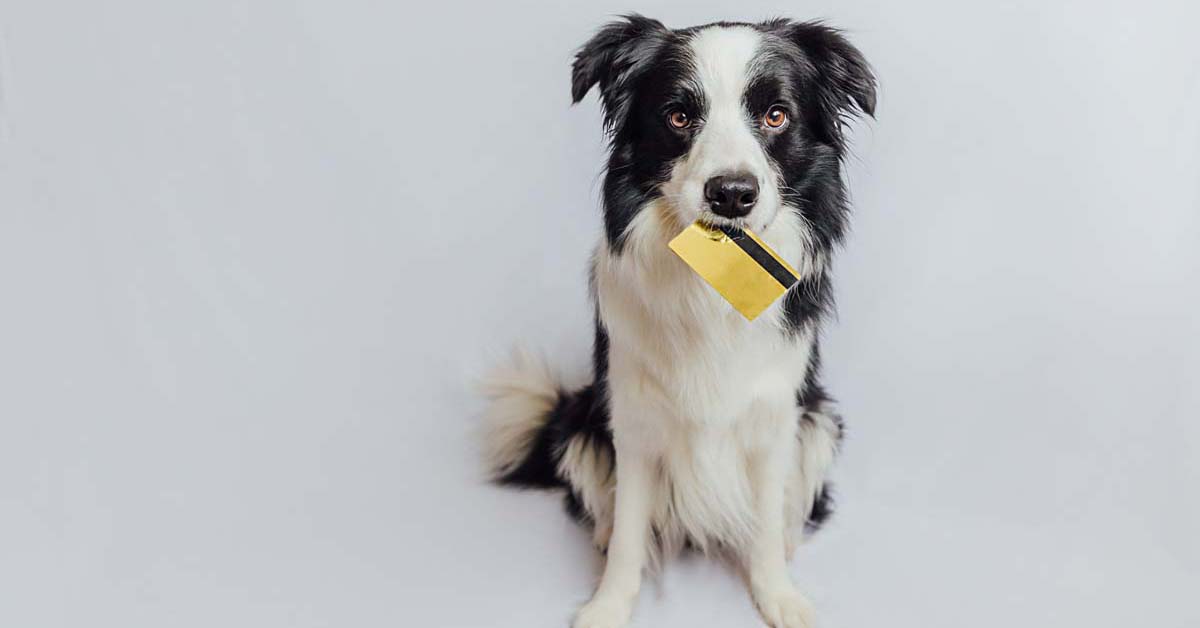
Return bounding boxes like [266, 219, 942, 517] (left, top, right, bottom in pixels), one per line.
[571, 14, 667, 130]
[771, 20, 876, 144]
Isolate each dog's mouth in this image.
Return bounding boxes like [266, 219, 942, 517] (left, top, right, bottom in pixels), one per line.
[695, 204, 783, 234]
[695, 211, 749, 230]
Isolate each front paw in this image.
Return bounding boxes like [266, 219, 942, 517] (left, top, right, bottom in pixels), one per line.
[573, 595, 632, 628]
[752, 585, 815, 628]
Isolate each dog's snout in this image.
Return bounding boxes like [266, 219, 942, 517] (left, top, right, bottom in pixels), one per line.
[703, 173, 759, 218]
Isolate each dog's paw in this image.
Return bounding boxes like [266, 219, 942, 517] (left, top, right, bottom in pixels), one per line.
[753, 585, 815, 628]
[572, 595, 632, 628]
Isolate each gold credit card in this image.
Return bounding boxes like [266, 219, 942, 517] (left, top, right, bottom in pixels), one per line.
[668, 221, 799, 321]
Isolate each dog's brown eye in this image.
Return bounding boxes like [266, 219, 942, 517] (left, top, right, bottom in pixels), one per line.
[667, 110, 691, 129]
[764, 106, 788, 129]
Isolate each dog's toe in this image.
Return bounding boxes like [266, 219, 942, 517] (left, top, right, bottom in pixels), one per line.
[753, 586, 815, 628]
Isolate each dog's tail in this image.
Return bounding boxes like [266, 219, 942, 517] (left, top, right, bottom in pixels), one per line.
[479, 351, 613, 501]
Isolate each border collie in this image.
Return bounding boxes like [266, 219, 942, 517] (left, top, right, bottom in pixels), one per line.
[482, 16, 875, 628]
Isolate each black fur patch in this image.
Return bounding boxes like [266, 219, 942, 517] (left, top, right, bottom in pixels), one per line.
[805, 483, 836, 532]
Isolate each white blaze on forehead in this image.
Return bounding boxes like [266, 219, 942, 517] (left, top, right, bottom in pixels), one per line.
[687, 26, 768, 178]
[688, 26, 763, 118]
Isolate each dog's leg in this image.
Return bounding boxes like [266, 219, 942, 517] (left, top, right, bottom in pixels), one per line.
[573, 443, 655, 628]
[746, 401, 815, 628]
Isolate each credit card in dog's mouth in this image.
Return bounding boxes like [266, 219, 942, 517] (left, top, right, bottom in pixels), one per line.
[668, 221, 799, 321]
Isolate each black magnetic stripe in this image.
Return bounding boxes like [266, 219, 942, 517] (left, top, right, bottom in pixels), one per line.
[718, 225, 798, 289]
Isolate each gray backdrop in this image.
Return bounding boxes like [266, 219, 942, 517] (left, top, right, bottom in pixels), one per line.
[1, 1, 1197, 627]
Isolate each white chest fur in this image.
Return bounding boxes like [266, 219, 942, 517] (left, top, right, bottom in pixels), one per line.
[592, 202, 816, 548]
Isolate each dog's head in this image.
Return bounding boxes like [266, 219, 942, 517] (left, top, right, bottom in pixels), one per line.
[573, 16, 875, 254]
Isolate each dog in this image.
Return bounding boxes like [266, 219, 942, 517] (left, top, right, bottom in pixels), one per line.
[482, 15, 876, 628]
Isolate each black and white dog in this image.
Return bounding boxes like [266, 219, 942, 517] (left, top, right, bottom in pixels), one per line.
[483, 16, 875, 628]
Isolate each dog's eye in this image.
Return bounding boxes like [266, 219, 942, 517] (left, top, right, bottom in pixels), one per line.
[763, 106, 788, 129]
[667, 110, 691, 129]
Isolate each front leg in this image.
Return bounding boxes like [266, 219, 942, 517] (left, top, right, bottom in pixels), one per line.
[573, 442, 657, 628]
[746, 401, 815, 628]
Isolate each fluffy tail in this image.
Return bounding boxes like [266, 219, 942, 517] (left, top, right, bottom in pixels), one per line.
[479, 350, 565, 487]
[479, 351, 615, 526]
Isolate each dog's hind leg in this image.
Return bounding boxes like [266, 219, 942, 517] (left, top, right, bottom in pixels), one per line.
[787, 395, 843, 545]
[559, 434, 616, 553]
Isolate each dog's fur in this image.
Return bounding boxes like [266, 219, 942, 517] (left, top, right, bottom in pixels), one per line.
[482, 16, 875, 628]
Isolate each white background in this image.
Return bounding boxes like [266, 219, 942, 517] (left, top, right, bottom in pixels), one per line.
[1, 1, 1198, 627]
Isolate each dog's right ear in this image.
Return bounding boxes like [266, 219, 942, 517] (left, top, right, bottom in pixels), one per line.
[571, 14, 667, 130]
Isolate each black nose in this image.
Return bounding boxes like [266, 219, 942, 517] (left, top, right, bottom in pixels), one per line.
[704, 173, 759, 218]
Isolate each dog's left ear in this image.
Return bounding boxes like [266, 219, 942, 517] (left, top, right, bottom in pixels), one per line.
[771, 20, 877, 144]
[571, 14, 668, 131]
